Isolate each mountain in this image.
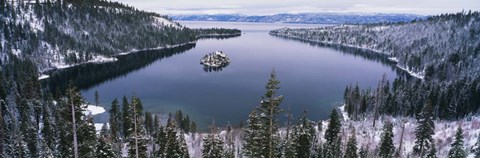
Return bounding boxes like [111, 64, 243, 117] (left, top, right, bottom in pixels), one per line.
[0, 0, 196, 72]
[171, 13, 426, 24]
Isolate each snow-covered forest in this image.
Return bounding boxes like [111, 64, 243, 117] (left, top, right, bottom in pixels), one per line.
[271, 12, 480, 120]
[1, 0, 479, 157]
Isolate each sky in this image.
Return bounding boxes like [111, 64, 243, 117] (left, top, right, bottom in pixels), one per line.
[111, 0, 480, 16]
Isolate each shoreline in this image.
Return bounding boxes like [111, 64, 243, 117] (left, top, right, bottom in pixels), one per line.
[270, 32, 424, 80]
[38, 41, 197, 80]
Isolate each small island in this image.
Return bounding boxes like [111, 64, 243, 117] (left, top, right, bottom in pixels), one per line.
[200, 51, 230, 72]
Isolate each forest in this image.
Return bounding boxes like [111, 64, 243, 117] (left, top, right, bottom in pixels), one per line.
[1, 0, 480, 157]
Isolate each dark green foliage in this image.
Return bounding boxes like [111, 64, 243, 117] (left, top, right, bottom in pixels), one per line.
[127, 96, 148, 158]
[344, 129, 358, 158]
[96, 124, 116, 158]
[378, 122, 394, 158]
[258, 70, 284, 158]
[243, 110, 263, 157]
[108, 98, 122, 153]
[473, 135, 480, 158]
[288, 110, 315, 158]
[413, 101, 435, 157]
[448, 127, 466, 158]
[202, 130, 224, 158]
[122, 96, 131, 138]
[323, 109, 342, 158]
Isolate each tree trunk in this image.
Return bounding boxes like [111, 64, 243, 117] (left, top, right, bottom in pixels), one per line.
[269, 107, 273, 158]
[71, 93, 79, 158]
[397, 120, 406, 158]
[134, 103, 139, 158]
[0, 100, 3, 156]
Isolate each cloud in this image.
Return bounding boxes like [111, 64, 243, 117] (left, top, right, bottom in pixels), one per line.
[112, 0, 480, 15]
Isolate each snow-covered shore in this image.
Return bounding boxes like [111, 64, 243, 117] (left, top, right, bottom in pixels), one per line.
[38, 41, 196, 80]
[270, 32, 425, 80]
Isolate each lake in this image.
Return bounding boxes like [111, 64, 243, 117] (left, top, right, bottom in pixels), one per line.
[76, 21, 397, 129]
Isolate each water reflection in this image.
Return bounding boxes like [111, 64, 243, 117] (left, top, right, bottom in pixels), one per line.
[42, 43, 197, 95]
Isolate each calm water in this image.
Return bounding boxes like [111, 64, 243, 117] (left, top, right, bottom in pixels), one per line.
[80, 21, 397, 129]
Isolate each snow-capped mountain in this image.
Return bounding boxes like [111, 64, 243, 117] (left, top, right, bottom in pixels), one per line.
[171, 13, 425, 24]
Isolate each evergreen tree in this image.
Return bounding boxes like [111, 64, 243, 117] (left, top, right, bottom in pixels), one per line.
[243, 110, 262, 157]
[127, 96, 148, 158]
[202, 126, 224, 158]
[289, 110, 315, 158]
[109, 98, 122, 154]
[164, 116, 188, 158]
[122, 96, 131, 138]
[473, 135, 480, 158]
[257, 70, 284, 158]
[323, 109, 342, 158]
[96, 123, 116, 158]
[154, 125, 167, 158]
[426, 145, 437, 158]
[344, 129, 358, 158]
[78, 116, 97, 157]
[448, 127, 466, 158]
[378, 122, 394, 158]
[413, 101, 435, 157]
[359, 146, 368, 158]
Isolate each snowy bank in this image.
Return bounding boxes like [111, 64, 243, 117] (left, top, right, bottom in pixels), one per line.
[83, 104, 106, 116]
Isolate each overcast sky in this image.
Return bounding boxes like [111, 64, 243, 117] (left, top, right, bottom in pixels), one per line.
[111, 0, 480, 16]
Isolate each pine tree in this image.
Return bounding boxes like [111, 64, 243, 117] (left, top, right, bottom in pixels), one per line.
[127, 96, 148, 158]
[243, 110, 262, 157]
[164, 116, 188, 158]
[413, 101, 435, 157]
[473, 135, 480, 158]
[202, 124, 224, 158]
[324, 109, 342, 158]
[122, 96, 131, 138]
[154, 126, 167, 158]
[378, 122, 394, 158]
[109, 98, 122, 154]
[344, 129, 358, 158]
[257, 70, 284, 158]
[63, 83, 85, 158]
[426, 145, 437, 158]
[96, 123, 116, 158]
[78, 117, 97, 157]
[448, 127, 466, 158]
[289, 110, 315, 158]
[359, 146, 368, 158]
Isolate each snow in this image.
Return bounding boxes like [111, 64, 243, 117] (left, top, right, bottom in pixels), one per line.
[117, 41, 195, 56]
[83, 104, 106, 116]
[396, 65, 425, 80]
[388, 57, 399, 63]
[38, 74, 50, 80]
[153, 16, 182, 29]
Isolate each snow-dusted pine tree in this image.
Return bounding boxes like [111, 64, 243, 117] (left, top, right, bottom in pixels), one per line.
[202, 126, 224, 158]
[344, 128, 358, 158]
[257, 70, 284, 158]
[378, 121, 394, 158]
[96, 123, 116, 158]
[323, 109, 342, 158]
[473, 135, 480, 158]
[413, 101, 435, 157]
[243, 110, 263, 157]
[448, 127, 466, 158]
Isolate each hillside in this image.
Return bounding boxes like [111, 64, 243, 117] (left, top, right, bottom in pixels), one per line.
[0, 0, 196, 72]
[270, 11, 480, 119]
[171, 13, 425, 24]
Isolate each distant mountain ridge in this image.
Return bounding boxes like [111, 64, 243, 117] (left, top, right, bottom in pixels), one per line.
[171, 13, 426, 24]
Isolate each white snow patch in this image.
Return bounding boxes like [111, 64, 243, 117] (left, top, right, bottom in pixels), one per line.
[396, 65, 425, 80]
[38, 74, 50, 80]
[83, 104, 106, 116]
